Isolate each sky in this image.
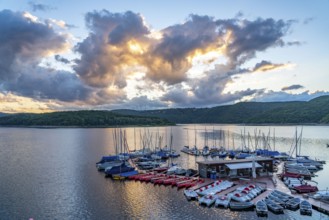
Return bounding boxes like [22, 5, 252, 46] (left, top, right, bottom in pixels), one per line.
[0, 0, 328, 113]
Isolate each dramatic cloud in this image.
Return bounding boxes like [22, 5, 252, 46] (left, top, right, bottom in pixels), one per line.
[282, 84, 304, 91]
[74, 10, 150, 88]
[1, 9, 318, 112]
[218, 18, 292, 65]
[28, 1, 55, 12]
[74, 11, 293, 88]
[0, 10, 69, 81]
[0, 10, 93, 104]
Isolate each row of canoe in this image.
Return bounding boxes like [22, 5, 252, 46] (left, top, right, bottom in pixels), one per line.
[128, 173, 204, 189]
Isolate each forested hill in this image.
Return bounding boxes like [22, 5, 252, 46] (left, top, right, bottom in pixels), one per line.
[0, 110, 173, 127]
[113, 95, 329, 124]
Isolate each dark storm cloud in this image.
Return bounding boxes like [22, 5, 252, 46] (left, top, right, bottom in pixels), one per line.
[218, 18, 291, 65]
[0, 9, 68, 81]
[4, 68, 91, 102]
[28, 1, 55, 12]
[281, 84, 304, 91]
[0, 10, 95, 103]
[55, 55, 70, 64]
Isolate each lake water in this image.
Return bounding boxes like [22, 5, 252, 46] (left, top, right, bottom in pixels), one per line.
[0, 125, 329, 219]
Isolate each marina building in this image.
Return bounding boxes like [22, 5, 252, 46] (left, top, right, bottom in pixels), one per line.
[196, 157, 274, 179]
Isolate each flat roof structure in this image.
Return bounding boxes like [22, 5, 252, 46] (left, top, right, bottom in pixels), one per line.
[196, 157, 273, 166]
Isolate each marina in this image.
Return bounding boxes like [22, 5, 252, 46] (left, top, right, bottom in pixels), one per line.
[2, 125, 329, 219]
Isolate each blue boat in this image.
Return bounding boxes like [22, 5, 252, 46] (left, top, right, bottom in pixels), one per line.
[96, 155, 119, 165]
[105, 163, 135, 177]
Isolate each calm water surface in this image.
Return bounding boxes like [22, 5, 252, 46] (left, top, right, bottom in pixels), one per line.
[0, 125, 329, 219]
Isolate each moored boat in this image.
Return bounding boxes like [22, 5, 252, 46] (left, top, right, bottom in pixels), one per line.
[300, 200, 312, 215]
[313, 190, 329, 200]
[285, 197, 300, 210]
[229, 201, 254, 210]
[264, 198, 284, 214]
[293, 184, 318, 193]
[184, 189, 198, 201]
[215, 195, 231, 208]
[199, 194, 217, 207]
[255, 200, 268, 216]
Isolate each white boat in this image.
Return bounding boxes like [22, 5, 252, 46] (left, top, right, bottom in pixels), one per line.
[195, 180, 233, 196]
[215, 195, 231, 208]
[313, 190, 329, 200]
[199, 194, 217, 207]
[184, 189, 198, 201]
[167, 165, 182, 175]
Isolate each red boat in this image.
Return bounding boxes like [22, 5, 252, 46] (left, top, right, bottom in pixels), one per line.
[281, 172, 302, 179]
[177, 179, 201, 189]
[134, 173, 154, 181]
[128, 173, 149, 180]
[140, 174, 158, 182]
[162, 176, 181, 185]
[294, 184, 318, 193]
[153, 175, 174, 185]
[172, 177, 191, 187]
[150, 175, 168, 183]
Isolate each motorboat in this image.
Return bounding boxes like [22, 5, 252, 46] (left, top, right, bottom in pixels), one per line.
[215, 195, 231, 208]
[264, 198, 284, 214]
[229, 201, 254, 210]
[255, 200, 268, 216]
[285, 197, 300, 210]
[293, 184, 318, 193]
[184, 189, 198, 201]
[300, 200, 312, 215]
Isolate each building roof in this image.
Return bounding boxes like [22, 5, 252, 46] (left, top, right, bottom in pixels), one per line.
[225, 162, 262, 170]
[196, 157, 273, 165]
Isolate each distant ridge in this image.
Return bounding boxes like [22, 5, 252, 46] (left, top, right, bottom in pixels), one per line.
[1, 96, 329, 126]
[112, 95, 329, 124]
[0, 110, 173, 127]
